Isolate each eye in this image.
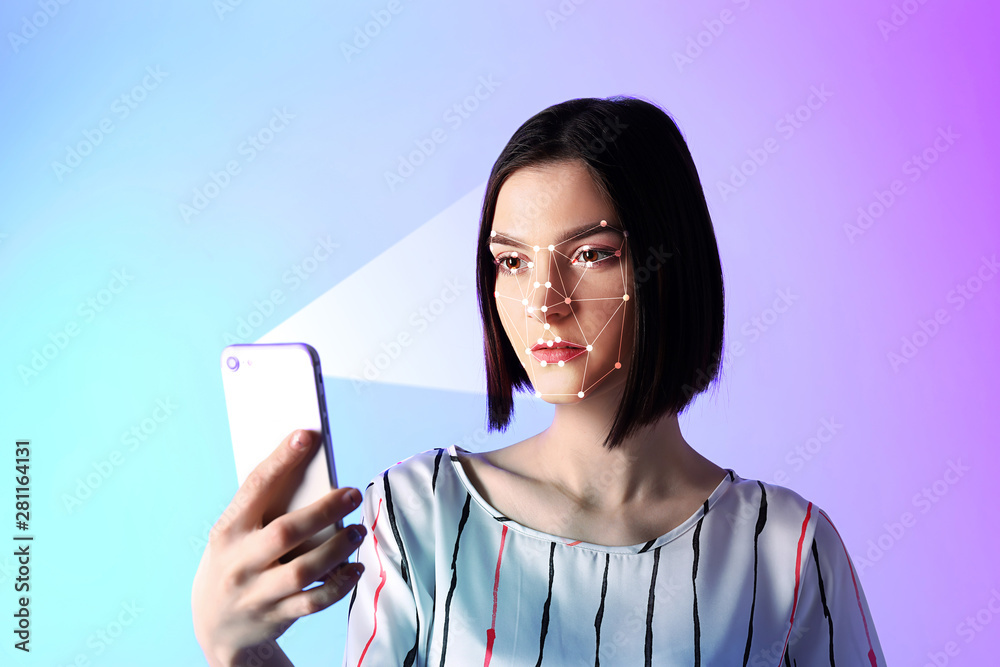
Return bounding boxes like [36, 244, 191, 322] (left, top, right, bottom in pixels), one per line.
[493, 253, 529, 277]
[571, 246, 617, 268]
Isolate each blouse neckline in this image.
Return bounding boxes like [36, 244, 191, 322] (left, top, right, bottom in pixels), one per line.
[448, 444, 738, 555]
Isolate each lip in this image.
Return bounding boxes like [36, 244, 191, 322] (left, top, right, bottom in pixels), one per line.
[529, 340, 587, 364]
[531, 339, 584, 351]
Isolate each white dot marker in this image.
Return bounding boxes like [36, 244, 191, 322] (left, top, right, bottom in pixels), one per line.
[544, 281, 551, 288]
[623, 294, 629, 301]
[540, 360, 547, 367]
[585, 262, 593, 268]
[534, 281, 540, 288]
[541, 305, 548, 312]
[512, 251, 518, 257]
[615, 362, 622, 369]
[522, 298, 528, 305]
[554, 336, 561, 343]
[586, 345, 593, 351]
[546, 340, 554, 347]
[528, 261, 534, 268]
[491, 230, 497, 237]
[537, 337, 545, 345]
[557, 360, 565, 366]
[533, 245, 540, 251]
[578, 391, 585, 398]
[565, 298, 571, 304]
[527, 306, 534, 313]
[543, 323, 550, 329]
[547, 244, 554, 251]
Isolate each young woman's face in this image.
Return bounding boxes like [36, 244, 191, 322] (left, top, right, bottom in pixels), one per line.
[489, 159, 635, 402]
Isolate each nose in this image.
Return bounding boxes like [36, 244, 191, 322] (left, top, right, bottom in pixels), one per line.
[527, 249, 571, 324]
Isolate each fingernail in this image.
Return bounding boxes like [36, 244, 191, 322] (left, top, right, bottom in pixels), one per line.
[291, 430, 309, 449]
[349, 527, 365, 543]
[348, 488, 361, 508]
[352, 563, 365, 576]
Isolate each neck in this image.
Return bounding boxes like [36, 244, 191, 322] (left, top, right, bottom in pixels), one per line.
[531, 379, 716, 512]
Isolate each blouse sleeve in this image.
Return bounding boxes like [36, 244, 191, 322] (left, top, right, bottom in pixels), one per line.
[784, 506, 887, 665]
[341, 472, 420, 667]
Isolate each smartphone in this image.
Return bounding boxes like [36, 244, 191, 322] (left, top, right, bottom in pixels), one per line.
[220, 342, 342, 563]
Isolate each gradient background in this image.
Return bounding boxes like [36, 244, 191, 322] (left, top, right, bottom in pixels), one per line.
[2, 1, 998, 665]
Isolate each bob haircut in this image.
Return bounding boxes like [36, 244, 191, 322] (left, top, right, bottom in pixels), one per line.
[475, 95, 726, 450]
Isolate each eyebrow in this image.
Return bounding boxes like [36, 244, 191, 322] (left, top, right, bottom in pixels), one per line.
[489, 221, 623, 250]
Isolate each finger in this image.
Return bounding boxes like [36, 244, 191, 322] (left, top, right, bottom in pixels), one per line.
[258, 522, 366, 597]
[245, 484, 361, 571]
[215, 429, 320, 538]
[270, 561, 365, 620]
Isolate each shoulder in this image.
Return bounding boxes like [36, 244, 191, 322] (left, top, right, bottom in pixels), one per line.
[719, 473, 822, 529]
[358, 446, 455, 540]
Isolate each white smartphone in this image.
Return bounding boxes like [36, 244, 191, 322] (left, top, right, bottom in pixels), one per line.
[220, 342, 342, 563]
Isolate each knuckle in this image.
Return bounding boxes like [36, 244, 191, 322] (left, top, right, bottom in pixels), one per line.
[286, 561, 314, 590]
[264, 520, 296, 552]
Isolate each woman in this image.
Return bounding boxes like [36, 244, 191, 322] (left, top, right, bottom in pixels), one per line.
[194, 96, 885, 666]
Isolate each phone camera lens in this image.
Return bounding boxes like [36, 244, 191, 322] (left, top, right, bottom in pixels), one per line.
[226, 356, 240, 371]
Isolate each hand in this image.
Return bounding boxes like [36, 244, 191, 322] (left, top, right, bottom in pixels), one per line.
[192, 429, 367, 667]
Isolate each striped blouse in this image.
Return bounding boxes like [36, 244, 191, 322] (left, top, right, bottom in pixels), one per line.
[342, 444, 885, 666]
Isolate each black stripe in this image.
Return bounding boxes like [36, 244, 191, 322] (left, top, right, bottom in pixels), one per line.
[742, 481, 769, 667]
[365, 480, 374, 490]
[811, 538, 836, 666]
[692, 500, 709, 667]
[637, 538, 656, 553]
[728, 469, 735, 481]
[383, 473, 410, 586]
[535, 542, 556, 667]
[432, 448, 444, 492]
[439, 493, 472, 667]
[383, 473, 418, 666]
[348, 571, 358, 617]
[594, 552, 610, 667]
[449, 454, 460, 461]
[496, 516, 512, 522]
[644, 545, 661, 666]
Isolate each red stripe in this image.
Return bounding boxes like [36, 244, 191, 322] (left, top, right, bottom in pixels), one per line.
[357, 498, 386, 667]
[565, 540, 581, 546]
[779, 501, 812, 659]
[818, 508, 878, 666]
[484, 524, 509, 666]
